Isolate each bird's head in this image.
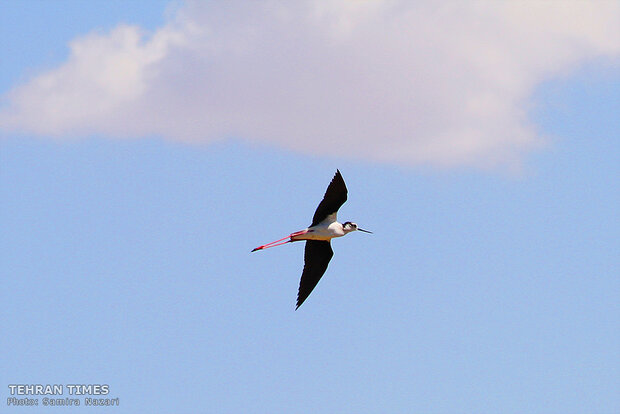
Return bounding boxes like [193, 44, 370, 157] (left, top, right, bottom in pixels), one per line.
[343, 221, 373, 234]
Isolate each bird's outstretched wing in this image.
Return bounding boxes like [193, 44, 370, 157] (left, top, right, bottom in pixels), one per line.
[296, 240, 334, 309]
[311, 170, 347, 226]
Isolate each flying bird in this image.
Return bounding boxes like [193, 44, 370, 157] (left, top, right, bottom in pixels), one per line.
[252, 170, 372, 309]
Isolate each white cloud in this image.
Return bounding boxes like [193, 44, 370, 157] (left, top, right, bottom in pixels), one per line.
[1, 0, 619, 168]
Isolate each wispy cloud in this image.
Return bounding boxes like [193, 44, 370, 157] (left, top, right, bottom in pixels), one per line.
[1, 0, 618, 168]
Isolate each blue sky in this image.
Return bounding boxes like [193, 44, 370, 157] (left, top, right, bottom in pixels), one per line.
[1, 1, 619, 413]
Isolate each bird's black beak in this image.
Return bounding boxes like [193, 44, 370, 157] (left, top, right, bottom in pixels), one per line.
[357, 228, 373, 234]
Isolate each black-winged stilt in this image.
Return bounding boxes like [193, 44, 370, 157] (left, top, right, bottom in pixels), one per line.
[252, 170, 371, 309]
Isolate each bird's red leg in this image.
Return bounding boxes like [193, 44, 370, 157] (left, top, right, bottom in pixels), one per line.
[251, 236, 291, 252]
[251, 230, 310, 252]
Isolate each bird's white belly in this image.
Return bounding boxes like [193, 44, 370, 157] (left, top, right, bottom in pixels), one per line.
[291, 222, 344, 241]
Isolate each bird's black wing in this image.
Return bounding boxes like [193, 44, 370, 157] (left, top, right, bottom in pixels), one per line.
[311, 170, 347, 226]
[296, 240, 334, 309]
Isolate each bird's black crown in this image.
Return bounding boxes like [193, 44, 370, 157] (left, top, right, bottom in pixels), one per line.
[343, 221, 357, 229]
